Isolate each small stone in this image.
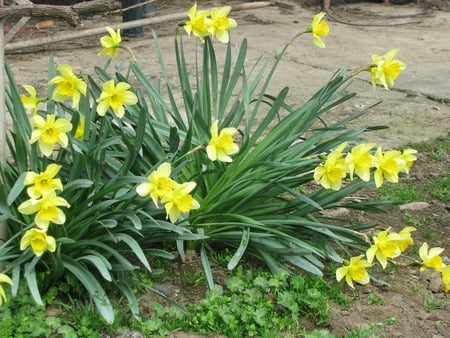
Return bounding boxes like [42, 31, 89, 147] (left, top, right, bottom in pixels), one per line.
[319, 207, 350, 217]
[420, 269, 444, 293]
[399, 202, 430, 211]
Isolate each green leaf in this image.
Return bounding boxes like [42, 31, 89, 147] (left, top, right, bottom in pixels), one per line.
[115, 233, 151, 272]
[63, 257, 114, 323]
[24, 261, 44, 306]
[7, 172, 26, 206]
[77, 255, 112, 281]
[227, 227, 250, 271]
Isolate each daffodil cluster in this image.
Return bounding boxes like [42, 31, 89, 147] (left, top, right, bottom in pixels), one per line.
[136, 162, 200, 223]
[337, 226, 449, 293]
[17, 164, 69, 256]
[181, 3, 238, 43]
[314, 142, 417, 190]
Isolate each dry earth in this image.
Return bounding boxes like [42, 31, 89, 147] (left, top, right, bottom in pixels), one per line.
[4, 0, 450, 337]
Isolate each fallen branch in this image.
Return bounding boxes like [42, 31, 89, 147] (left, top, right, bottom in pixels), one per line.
[5, 1, 275, 53]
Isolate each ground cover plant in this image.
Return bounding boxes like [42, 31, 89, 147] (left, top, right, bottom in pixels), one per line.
[0, 2, 448, 331]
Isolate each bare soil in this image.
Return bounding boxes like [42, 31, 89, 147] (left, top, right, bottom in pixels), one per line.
[4, 0, 450, 336]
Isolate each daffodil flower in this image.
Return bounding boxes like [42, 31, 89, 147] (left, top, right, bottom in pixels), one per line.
[336, 255, 372, 289]
[48, 64, 87, 108]
[18, 190, 71, 230]
[96, 79, 138, 118]
[373, 147, 405, 188]
[400, 148, 417, 174]
[419, 242, 445, 272]
[441, 265, 450, 293]
[313, 142, 348, 190]
[370, 48, 406, 90]
[307, 12, 329, 48]
[205, 6, 237, 43]
[206, 120, 239, 162]
[162, 182, 200, 223]
[98, 26, 122, 58]
[345, 143, 376, 181]
[74, 115, 85, 139]
[366, 227, 403, 269]
[24, 163, 63, 199]
[29, 114, 73, 157]
[20, 228, 56, 257]
[21, 84, 46, 115]
[136, 162, 176, 207]
[183, 2, 210, 41]
[394, 226, 416, 252]
[0, 273, 13, 306]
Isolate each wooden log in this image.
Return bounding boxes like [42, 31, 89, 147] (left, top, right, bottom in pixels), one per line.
[0, 0, 119, 26]
[5, 1, 275, 53]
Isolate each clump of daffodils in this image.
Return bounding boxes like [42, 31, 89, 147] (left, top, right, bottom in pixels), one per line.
[314, 142, 417, 190]
[336, 226, 449, 293]
[18, 164, 69, 256]
[181, 2, 238, 43]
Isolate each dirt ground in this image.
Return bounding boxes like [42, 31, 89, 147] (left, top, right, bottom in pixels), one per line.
[4, 0, 450, 337]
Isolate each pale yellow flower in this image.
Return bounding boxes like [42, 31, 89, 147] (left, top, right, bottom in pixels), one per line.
[162, 182, 200, 223]
[206, 120, 239, 162]
[0, 273, 13, 306]
[136, 162, 176, 207]
[21, 84, 45, 115]
[370, 48, 406, 90]
[205, 6, 237, 43]
[74, 116, 86, 139]
[345, 143, 376, 181]
[18, 190, 70, 230]
[441, 265, 450, 293]
[96, 79, 138, 118]
[313, 142, 348, 190]
[98, 26, 122, 58]
[29, 114, 73, 157]
[183, 2, 210, 41]
[24, 163, 63, 199]
[366, 227, 403, 269]
[309, 12, 329, 48]
[373, 147, 405, 188]
[400, 148, 417, 174]
[336, 255, 372, 289]
[48, 64, 87, 108]
[394, 226, 416, 252]
[20, 228, 56, 257]
[419, 242, 445, 272]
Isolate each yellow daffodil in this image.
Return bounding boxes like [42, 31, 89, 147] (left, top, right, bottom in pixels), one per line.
[308, 12, 329, 48]
[136, 162, 176, 207]
[20, 228, 56, 257]
[441, 265, 450, 293]
[400, 148, 417, 174]
[370, 48, 406, 90]
[48, 64, 87, 108]
[29, 114, 73, 157]
[74, 115, 85, 139]
[345, 143, 376, 181]
[206, 120, 239, 162]
[313, 142, 348, 190]
[18, 191, 70, 230]
[205, 6, 237, 43]
[96, 79, 138, 118]
[0, 273, 13, 306]
[162, 182, 200, 223]
[24, 164, 63, 199]
[98, 26, 121, 58]
[336, 255, 372, 289]
[183, 2, 210, 41]
[366, 227, 402, 269]
[394, 226, 416, 252]
[21, 84, 46, 115]
[419, 242, 445, 272]
[373, 147, 405, 188]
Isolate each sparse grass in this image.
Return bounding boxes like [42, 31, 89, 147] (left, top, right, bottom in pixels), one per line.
[377, 182, 425, 202]
[428, 172, 450, 202]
